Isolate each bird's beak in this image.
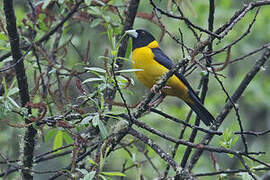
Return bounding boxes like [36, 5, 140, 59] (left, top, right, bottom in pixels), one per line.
[126, 30, 138, 38]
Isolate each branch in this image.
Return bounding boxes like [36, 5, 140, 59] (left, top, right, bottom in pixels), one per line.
[104, 0, 140, 155]
[187, 47, 270, 171]
[194, 167, 270, 177]
[128, 128, 186, 176]
[3, 0, 37, 179]
[117, 0, 140, 65]
[0, 0, 83, 63]
[149, 0, 220, 39]
[216, 0, 270, 39]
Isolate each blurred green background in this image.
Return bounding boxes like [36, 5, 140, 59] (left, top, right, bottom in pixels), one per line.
[0, 0, 270, 179]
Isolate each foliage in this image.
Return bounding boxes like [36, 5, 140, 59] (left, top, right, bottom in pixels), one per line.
[0, 0, 270, 180]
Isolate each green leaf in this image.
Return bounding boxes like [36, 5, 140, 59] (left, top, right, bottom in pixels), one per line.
[58, 0, 65, 4]
[115, 56, 131, 61]
[98, 56, 111, 61]
[116, 69, 143, 73]
[76, 168, 88, 175]
[0, 33, 8, 41]
[103, 15, 111, 23]
[81, 115, 93, 125]
[110, 49, 117, 56]
[53, 130, 63, 152]
[231, 136, 239, 146]
[100, 94, 104, 111]
[200, 70, 208, 76]
[7, 87, 19, 96]
[38, 14, 49, 31]
[84, 67, 106, 73]
[88, 158, 96, 165]
[0, 46, 10, 51]
[98, 83, 108, 92]
[101, 172, 126, 177]
[125, 38, 132, 59]
[97, 119, 108, 138]
[88, 7, 102, 16]
[90, 18, 103, 28]
[227, 153, 234, 158]
[98, 174, 108, 180]
[63, 131, 74, 144]
[92, 115, 99, 127]
[2, 77, 7, 97]
[83, 78, 104, 84]
[83, 171, 96, 180]
[45, 129, 57, 142]
[95, 0, 105, 6]
[85, 0, 92, 6]
[7, 96, 20, 109]
[42, 0, 51, 9]
[107, 28, 116, 49]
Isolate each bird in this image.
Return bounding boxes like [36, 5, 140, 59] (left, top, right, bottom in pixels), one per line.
[126, 29, 214, 126]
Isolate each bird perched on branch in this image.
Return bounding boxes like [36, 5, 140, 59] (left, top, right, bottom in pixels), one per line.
[126, 29, 214, 126]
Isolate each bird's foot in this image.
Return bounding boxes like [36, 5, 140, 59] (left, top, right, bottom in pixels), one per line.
[151, 84, 161, 94]
[151, 84, 171, 94]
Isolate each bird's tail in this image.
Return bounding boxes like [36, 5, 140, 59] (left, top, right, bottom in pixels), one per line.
[185, 90, 214, 126]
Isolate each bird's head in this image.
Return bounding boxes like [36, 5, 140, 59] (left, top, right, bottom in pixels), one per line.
[126, 29, 157, 49]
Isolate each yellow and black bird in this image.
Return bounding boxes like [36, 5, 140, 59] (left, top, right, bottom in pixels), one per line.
[126, 29, 214, 126]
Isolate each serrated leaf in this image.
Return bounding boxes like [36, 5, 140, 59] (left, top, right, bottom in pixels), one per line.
[84, 67, 106, 73]
[101, 171, 126, 177]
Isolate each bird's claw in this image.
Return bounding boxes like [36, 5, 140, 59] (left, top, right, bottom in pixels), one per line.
[151, 85, 171, 94]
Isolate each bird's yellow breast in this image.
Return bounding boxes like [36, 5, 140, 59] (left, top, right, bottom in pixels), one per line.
[132, 46, 167, 88]
[131, 42, 189, 100]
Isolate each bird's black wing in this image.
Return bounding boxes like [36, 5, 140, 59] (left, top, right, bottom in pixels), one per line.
[151, 48, 174, 69]
[151, 48, 195, 92]
[152, 47, 214, 126]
